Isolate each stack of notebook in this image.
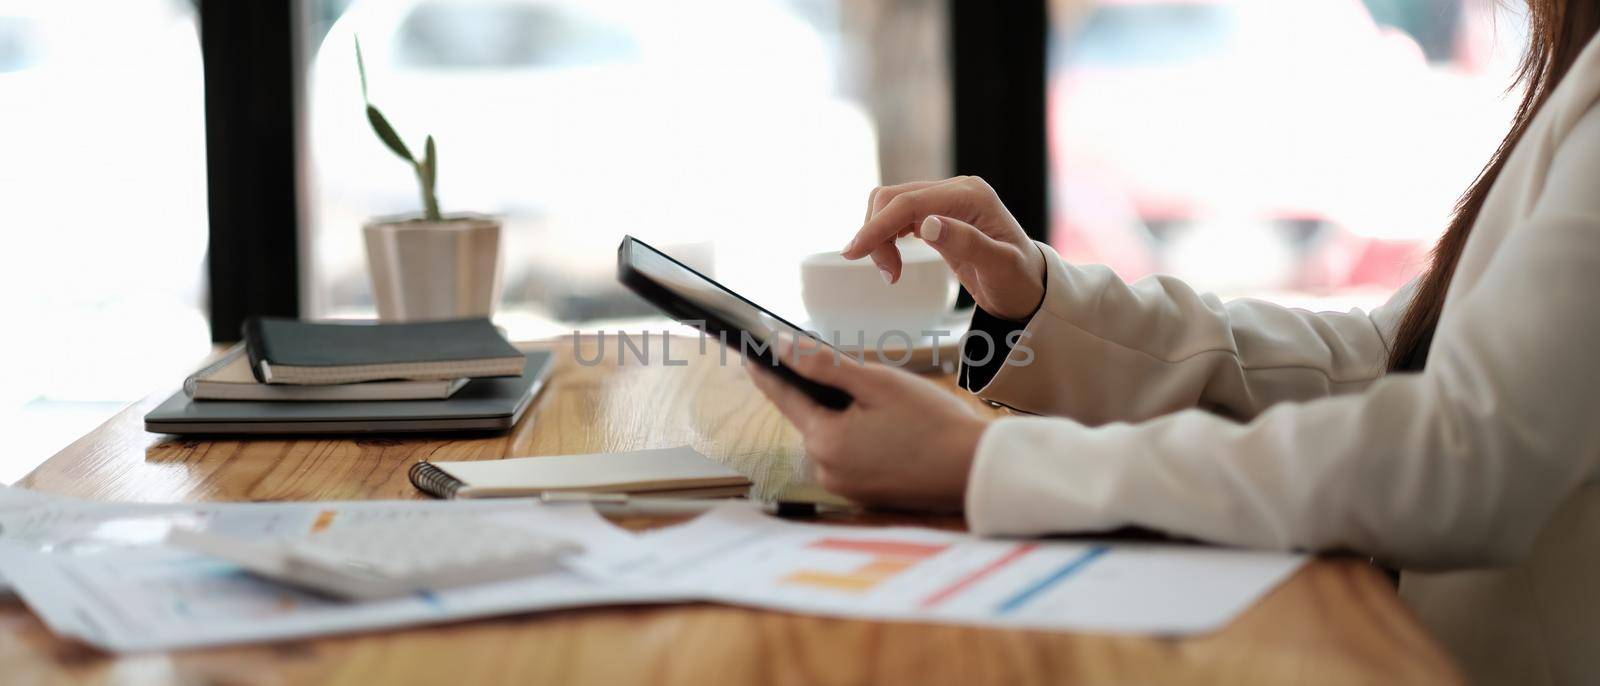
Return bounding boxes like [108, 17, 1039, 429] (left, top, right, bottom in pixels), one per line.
[145, 318, 554, 435]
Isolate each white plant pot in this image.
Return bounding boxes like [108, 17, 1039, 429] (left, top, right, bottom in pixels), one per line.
[363, 214, 503, 322]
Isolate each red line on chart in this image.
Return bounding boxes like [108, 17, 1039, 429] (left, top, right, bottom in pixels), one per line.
[917, 543, 1038, 609]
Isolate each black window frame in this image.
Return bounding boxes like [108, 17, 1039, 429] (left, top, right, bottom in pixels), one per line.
[951, 1, 1049, 242]
[200, 0, 302, 342]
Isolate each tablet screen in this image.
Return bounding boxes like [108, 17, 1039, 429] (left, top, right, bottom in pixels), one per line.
[622, 237, 811, 346]
[620, 235, 852, 409]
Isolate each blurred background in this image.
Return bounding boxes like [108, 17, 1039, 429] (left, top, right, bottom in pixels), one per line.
[1048, 0, 1524, 307]
[303, 0, 944, 331]
[0, 0, 1528, 481]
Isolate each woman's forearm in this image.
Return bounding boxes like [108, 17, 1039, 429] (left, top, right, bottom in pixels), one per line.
[962, 242, 1405, 424]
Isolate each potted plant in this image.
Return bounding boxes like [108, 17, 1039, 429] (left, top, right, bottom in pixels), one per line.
[356, 38, 502, 322]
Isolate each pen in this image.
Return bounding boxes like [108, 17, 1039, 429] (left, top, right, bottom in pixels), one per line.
[538, 491, 820, 517]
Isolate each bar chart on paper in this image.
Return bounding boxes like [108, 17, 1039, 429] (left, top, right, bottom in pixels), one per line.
[775, 537, 1107, 616]
[770, 536, 1110, 615]
[780, 538, 949, 592]
[635, 507, 1308, 635]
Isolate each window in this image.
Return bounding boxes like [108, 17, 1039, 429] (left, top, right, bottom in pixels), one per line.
[303, 0, 949, 335]
[1049, 0, 1527, 310]
[394, 1, 642, 69]
[0, 0, 209, 482]
[1064, 4, 1240, 67]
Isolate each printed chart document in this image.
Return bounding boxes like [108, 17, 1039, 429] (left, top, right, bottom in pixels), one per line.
[0, 488, 1307, 651]
[0, 494, 682, 652]
[0, 488, 195, 594]
[623, 506, 1307, 635]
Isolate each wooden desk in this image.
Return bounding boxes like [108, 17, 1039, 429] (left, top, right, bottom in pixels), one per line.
[3, 336, 1463, 684]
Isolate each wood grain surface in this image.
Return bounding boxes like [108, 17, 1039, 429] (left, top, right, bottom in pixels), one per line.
[3, 335, 1464, 685]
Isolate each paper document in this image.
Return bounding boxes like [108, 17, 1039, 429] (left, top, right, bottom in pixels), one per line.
[0, 488, 1306, 651]
[622, 506, 1306, 635]
[0, 494, 681, 652]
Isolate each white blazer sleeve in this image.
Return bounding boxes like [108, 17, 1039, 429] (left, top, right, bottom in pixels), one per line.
[962, 243, 1411, 425]
[964, 105, 1600, 570]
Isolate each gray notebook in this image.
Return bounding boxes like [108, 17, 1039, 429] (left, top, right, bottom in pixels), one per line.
[144, 351, 553, 436]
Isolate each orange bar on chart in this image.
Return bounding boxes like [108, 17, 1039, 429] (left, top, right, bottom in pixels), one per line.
[857, 559, 918, 576]
[806, 539, 948, 558]
[780, 537, 949, 593]
[310, 510, 337, 533]
[783, 571, 885, 592]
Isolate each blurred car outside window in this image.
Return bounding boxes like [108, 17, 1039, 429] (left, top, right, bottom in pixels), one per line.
[1049, 0, 1526, 311]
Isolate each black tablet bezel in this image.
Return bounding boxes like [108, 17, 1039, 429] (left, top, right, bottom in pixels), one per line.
[617, 235, 852, 410]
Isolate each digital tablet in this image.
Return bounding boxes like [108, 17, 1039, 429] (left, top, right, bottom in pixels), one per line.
[617, 235, 852, 409]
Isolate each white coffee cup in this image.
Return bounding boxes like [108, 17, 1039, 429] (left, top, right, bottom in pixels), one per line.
[800, 240, 958, 347]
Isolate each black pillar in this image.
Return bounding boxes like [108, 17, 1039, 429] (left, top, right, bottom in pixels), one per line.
[200, 0, 301, 342]
[949, 0, 1049, 241]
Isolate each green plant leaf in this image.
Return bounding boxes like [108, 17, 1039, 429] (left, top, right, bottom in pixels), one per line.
[420, 135, 441, 220]
[355, 36, 369, 102]
[366, 105, 414, 163]
[422, 135, 437, 195]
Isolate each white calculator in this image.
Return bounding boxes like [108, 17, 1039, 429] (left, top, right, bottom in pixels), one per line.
[168, 518, 583, 601]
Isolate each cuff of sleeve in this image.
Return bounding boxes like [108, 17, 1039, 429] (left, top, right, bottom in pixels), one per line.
[959, 304, 1030, 393]
[957, 241, 1071, 410]
[964, 416, 1137, 537]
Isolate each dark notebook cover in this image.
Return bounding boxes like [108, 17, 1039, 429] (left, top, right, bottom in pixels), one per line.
[242, 317, 522, 382]
[144, 351, 552, 436]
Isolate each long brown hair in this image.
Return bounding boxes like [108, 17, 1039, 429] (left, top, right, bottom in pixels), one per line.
[1389, 0, 1600, 371]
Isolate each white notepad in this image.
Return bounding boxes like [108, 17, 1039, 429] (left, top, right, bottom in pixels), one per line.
[410, 446, 752, 499]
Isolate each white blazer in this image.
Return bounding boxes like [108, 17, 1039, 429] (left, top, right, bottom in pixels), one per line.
[960, 33, 1600, 684]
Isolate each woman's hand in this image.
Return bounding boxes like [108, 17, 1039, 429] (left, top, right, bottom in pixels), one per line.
[843, 176, 1046, 321]
[747, 341, 990, 511]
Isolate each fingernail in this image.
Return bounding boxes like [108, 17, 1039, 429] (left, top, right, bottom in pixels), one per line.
[921, 215, 943, 243]
[841, 238, 857, 255]
[879, 268, 893, 285]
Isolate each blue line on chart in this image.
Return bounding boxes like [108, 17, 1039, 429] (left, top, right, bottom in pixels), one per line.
[417, 590, 444, 610]
[995, 545, 1109, 614]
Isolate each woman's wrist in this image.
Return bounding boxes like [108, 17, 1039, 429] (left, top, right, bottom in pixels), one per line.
[944, 414, 991, 509]
[1012, 242, 1049, 323]
[987, 241, 1048, 322]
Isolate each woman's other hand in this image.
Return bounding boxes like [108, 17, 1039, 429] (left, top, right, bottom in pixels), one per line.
[746, 340, 990, 511]
[843, 176, 1046, 321]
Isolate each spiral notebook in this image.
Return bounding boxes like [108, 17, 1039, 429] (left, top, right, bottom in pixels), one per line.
[409, 446, 752, 499]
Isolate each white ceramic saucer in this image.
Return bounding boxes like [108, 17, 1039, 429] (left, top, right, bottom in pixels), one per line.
[797, 309, 974, 372]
